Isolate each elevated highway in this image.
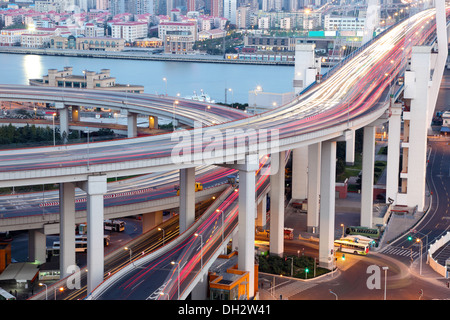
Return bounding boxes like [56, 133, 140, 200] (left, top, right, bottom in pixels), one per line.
[1, 6, 448, 299]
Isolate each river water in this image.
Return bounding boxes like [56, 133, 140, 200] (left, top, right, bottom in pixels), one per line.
[0, 53, 294, 104]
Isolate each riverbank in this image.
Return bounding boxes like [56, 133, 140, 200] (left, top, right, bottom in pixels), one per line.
[0, 46, 294, 66]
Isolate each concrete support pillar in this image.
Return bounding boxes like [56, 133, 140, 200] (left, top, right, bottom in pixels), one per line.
[179, 167, 195, 234]
[344, 129, 355, 166]
[127, 112, 138, 138]
[307, 142, 321, 233]
[55, 102, 69, 144]
[28, 229, 46, 264]
[269, 151, 286, 257]
[237, 154, 258, 299]
[361, 126, 375, 228]
[82, 175, 107, 294]
[386, 103, 402, 204]
[256, 194, 267, 230]
[318, 140, 336, 270]
[403, 46, 432, 211]
[149, 116, 158, 129]
[190, 272, 208, 300]
[71, 106, 80, 122]
[59, 182, 76, 278]
[291, 146, 308, 200]
[142, 211, 163, 234]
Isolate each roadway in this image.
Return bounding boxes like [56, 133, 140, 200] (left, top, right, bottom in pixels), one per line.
[0, 9, 444, 187]
[68, 8, 450, 299]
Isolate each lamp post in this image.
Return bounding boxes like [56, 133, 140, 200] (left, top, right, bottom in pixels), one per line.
[340, 223, 345, 238]
[39, 283, 47, 300]
[171, 261, 180, 300]
[54, 286, 64, 300]
[416, 238, 423, 275]
[382, 266, 389, 300]
[216, 209, 224, 243]
[172, 100, 179, 130]
[163, 77, 167, 96]
[125, 246, 132, 264]
[52, 112, 56, 146]
[195, 233, 203, 269]
[158, 227, 165, 246]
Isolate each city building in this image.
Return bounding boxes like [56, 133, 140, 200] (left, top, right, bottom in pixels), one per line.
[198, 29, 226, 41]
[164, 30, 195, 54]
[0, 29, 28, 46]
[20, 33, 52, 48]
[29, 67, 144, 93]
[324, 14, 366, 31]
[244, 35, 296, 52]
[111, 21, 148, 42]
[158, 21, 197, 42]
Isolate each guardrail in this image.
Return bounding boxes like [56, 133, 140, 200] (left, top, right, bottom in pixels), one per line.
[428, 231, 450, 277]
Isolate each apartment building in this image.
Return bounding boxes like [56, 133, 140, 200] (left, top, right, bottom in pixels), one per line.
[111, 21, 147, 42]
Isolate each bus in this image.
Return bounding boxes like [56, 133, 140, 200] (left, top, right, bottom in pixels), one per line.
[345, 226, 380, 240]
[284, 228, 294, 240]
[0, 288, 16, 300]
[49, 235, 110, 255]
[104, 219, 125, 232]
[334, 239, 369, 255]
[340, 235, 376, 247]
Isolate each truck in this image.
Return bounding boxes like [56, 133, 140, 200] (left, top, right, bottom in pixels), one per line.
[175, 182, 203, 196]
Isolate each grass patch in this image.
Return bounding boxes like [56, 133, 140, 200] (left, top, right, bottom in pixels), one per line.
[258, 254, 329, 279]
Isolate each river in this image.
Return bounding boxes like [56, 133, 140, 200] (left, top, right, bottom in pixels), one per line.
[0, 53, 294, 104]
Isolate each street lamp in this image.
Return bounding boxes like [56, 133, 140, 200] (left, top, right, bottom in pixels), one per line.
[382, 266, 389, 300]
[216, 209, 224, 243]
[38, 283, 47, 300]
[171, 261, 180, 300]
[228, 88, 234, 108]
[54, 286, 64, 300]
[124, 246, 132, 264]
[163, 77, 167, 96]
[158, 227, 165, 246]
[52, 112, 57, 146]
[172, 100, 179, 130]
[340, 223, 345, 238]
[195, 233, 203, 269]
[416, 238, 423, 275]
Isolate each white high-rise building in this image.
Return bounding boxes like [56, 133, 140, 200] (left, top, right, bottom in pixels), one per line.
[223, 0, 237, 25]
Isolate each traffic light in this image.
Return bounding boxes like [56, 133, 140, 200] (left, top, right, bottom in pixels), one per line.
[305, 268, 309, 274]
[407, 235, 413, 241]
[341, 254, 346, 261]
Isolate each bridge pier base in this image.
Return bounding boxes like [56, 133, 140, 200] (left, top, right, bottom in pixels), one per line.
[269, 151, 286, 257]
[28, 229, 46, 264]
[142, 211, 163, 234]
[55, 102, 69, 144]
[361, 125, 375, 228]
[149, 115, 158, 129]
[386, 103, 402, 204]
[79, 175, 107, 295]
[59, 182, 76, 278]
[318, 140, 336, 270]
[127, 112, 138, 138]
[179, 167, 195, 234]
[236, 154, 258, 299]
[256, 193, 267, 230]
[307, 142, 321, 233]
[291, 146, 308, 201]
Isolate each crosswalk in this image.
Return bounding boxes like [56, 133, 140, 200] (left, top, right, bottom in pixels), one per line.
[379, 246, 420, 259]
